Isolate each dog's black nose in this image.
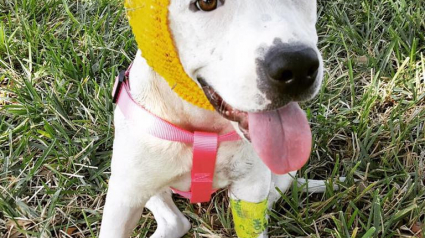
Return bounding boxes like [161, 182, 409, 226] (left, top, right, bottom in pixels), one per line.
[264, 44, 319, 96]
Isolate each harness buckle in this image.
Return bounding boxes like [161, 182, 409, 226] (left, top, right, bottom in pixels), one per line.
[112, 70, 126, 104]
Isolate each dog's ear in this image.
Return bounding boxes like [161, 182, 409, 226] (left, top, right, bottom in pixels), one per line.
[125, 0, 214, 110]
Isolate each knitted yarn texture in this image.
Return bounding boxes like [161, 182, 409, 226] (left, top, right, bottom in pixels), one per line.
[125, 0, 214, 110]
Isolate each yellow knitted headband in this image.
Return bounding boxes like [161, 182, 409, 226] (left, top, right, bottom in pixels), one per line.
[125, 0, 214, 110]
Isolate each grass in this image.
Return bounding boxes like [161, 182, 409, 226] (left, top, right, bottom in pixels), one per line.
[0, 0, 424, 237]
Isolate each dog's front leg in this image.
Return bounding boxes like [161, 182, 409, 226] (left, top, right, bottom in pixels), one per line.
[229, 164, 272, 238]
[99, 176, 147, 238]
[145, 189, 191, 238]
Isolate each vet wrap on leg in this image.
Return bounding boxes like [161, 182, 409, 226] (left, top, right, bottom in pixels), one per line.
[230, 199, 268, 238]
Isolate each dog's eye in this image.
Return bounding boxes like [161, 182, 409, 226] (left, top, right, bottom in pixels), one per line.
[195, 0, 218, 12]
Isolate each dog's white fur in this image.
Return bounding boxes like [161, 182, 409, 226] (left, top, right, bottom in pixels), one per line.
[100, 1, 323, 237]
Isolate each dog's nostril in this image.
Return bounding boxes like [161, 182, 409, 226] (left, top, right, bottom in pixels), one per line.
[307, 66, 318, 79]
[279, 70, 293, 83]
[308, 68, 314, 77]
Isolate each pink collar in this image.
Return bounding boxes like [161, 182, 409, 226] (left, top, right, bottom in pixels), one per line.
[112, 66, 241, 203]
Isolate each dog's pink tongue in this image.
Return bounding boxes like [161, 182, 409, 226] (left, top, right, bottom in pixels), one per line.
[248, 102, 312, 175]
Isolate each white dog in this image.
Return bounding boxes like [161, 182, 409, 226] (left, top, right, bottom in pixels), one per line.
[100, 0, 323, 237]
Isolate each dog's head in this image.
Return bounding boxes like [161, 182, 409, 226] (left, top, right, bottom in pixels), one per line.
[126, 0, 323, 174]
[169, 0, 322, 111]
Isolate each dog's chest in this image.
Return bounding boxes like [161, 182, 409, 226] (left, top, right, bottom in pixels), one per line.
[164, 139, 257, 191]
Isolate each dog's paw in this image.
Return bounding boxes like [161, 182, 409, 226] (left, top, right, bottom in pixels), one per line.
[150, 216, 191, 238]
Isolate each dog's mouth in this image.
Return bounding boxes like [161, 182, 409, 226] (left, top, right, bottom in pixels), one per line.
[199, 78, 313, 174]
[199, 81, 251, 139]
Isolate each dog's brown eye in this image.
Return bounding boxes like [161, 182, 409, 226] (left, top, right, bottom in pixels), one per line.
[195, 0, 218, 12]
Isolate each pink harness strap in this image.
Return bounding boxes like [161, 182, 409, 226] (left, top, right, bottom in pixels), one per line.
[112, 67, 240, 203]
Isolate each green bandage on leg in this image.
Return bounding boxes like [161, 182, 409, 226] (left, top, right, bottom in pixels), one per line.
[230, 198, 268, 238]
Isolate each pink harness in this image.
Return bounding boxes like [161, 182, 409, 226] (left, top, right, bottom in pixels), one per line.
[112, 66, 241, 203]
